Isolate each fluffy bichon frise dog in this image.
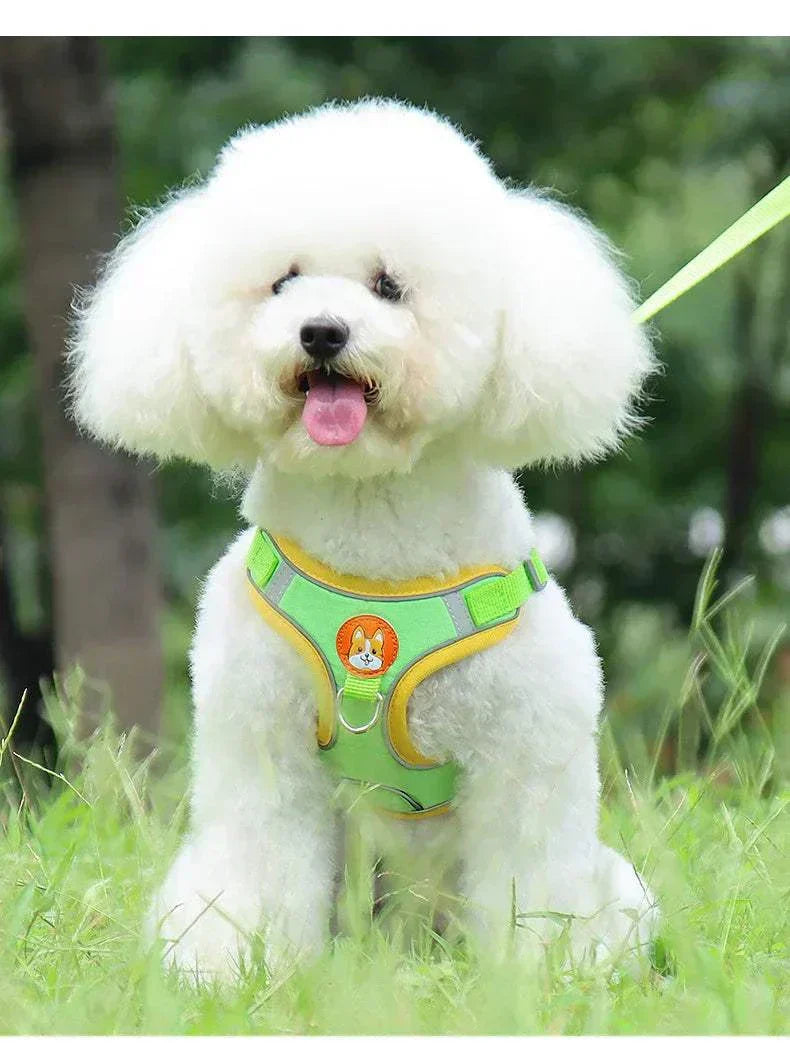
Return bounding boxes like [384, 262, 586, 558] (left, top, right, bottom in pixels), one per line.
[70, 98, 658, 981]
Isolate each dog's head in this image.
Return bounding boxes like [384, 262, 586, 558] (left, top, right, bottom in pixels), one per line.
[70, 99, 654, 479]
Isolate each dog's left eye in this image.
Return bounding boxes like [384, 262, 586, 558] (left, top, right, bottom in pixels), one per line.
[272, 268, 299, 295]
[373, 272, 403, 301]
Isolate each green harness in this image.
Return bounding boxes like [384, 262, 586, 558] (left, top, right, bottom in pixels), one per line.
[246, 529, 549, 817]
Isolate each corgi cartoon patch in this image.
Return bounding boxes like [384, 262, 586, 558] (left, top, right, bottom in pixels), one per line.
[336, 615, 398, 677]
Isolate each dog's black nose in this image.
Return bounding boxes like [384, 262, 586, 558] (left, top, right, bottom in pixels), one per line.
[300, 318, 349, 360]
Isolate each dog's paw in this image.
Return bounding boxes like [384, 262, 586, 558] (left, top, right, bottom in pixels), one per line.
[149, 883, 323, 987]
[149, 890, 253, 987]
[582, 845, 660, 968]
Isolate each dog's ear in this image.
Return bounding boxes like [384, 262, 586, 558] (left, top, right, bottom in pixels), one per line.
[476, 191, 655, 469]
[68, 191, 248, 467]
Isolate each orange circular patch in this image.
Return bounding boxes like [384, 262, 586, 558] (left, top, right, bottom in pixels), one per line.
[336, 614, 399, 678]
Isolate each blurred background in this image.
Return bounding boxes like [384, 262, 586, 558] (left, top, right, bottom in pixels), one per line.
[0, 37, 787, 775]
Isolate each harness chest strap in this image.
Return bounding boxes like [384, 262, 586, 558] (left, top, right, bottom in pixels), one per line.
[465, 547, 548, 626]
[247, 531, 549, 627]
[245, 529, 549, 817]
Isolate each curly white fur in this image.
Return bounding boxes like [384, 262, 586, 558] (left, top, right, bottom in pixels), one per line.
[69, 98, 658, 982]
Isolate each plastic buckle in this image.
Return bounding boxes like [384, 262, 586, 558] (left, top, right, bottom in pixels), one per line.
[524, 557, 548, 592]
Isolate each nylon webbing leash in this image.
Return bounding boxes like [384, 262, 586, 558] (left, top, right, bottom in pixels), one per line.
[633, 174, 790, 325]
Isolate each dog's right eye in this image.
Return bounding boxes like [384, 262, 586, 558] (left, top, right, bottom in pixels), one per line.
[272, 268, 299, 295]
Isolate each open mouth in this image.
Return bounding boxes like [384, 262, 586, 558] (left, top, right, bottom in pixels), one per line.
[294, 366, 379, 447]
[295, 370, 379, 403]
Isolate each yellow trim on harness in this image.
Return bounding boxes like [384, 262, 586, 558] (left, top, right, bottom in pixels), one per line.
[247, 581, 336, 747]
[387, 616, 520, 767]
[274, 532, 510, 598]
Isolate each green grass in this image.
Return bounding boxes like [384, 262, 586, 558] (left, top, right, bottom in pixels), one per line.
[1, 552, 788, 1035]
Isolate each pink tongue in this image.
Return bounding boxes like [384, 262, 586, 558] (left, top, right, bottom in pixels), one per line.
[302, 372, 368, 446]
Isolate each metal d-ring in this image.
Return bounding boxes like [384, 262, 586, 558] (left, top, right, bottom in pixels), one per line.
[336, 686, 383, 734]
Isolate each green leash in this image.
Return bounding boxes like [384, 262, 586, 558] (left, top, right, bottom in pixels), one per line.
[633, 174, 790, 325]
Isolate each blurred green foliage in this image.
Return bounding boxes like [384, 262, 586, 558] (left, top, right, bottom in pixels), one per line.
[1, 38, 788, 756]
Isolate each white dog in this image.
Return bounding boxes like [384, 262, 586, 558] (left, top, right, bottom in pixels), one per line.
[70, 98, 658, 981]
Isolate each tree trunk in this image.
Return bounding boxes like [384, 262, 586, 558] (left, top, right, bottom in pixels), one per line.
[0, 38, 164, 738]
[0, 510, 55, 748]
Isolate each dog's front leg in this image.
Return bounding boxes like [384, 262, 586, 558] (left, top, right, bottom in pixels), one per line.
[446, 585, 657, 966]
[152, 761, 337, 984]
[456, 743, 655, 967]
[149, 532, 339, 984]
